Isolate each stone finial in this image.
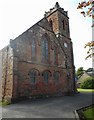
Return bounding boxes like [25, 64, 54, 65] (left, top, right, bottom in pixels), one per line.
[55, 2, 60, 8]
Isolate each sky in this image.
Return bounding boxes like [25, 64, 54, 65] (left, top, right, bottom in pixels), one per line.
[0, 0, 92, 70]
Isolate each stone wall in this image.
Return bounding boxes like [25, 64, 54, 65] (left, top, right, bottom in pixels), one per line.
[1, 46, 13, 102]
[10, 22, 72, 100]
[0, 50, 2, 100]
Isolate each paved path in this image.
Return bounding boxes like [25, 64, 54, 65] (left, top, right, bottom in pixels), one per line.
[1, 92, 93, 118]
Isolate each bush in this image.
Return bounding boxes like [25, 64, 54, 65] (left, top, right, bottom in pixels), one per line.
[80, 77, 94, 89]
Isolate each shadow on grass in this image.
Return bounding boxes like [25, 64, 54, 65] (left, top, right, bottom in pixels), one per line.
[75, 104, 94, 120]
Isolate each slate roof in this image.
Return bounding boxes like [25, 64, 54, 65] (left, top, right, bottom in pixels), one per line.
[77, 71, 94, 84]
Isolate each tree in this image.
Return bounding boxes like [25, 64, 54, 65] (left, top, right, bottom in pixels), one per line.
[86, 68, 94, 72]
[80, 77, 94, 89]
[76, 67, 84, 78]
[77, 0, 94, 59]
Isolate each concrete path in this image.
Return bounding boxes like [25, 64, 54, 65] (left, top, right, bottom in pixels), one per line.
[1, 92, 93, 118]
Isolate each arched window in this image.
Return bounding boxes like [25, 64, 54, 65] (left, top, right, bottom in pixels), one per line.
[29, 69, 38, 84]
[31, 39, 36, 58]
[42, 38, 48, 61]
[49, 19, 53, 30]
[43, 71, 50, 83]
[54, 47, 58, 65]
[62, 20, 65, 30]
[53, 71, 59, 82]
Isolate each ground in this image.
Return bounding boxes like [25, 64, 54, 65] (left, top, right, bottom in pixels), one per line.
[1, 92, 93, 118]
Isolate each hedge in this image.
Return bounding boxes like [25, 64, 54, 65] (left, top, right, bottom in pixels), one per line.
[80, 77, 94, 89]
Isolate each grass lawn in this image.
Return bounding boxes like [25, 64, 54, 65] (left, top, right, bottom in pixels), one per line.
[77, 88, 94, 92]
[83, 107, 94, 119]
[0, 101, 10, 106]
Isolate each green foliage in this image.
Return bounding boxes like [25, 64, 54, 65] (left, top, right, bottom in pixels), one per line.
[83, 107, 94, 119]
[81, 77, 94, 89]
[86, 68, 94, 72]
[76, 67, 84, 78]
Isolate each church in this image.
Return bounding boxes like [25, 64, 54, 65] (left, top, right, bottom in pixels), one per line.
[0, 2, 76, 103]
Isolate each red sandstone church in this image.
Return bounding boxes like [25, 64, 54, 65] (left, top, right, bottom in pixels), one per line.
[0, 2, 76, 102]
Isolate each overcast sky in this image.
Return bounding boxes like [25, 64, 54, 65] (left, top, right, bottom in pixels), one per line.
[0, 0, 92, 70]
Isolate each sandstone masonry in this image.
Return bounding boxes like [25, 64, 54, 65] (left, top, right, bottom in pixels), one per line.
[0, 2, 76, 103]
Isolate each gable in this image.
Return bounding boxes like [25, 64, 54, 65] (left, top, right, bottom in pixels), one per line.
[77, 72, 92, 84]
[37, 18, 52, 32]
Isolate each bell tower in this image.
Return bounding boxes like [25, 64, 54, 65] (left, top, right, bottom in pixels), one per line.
[44, 2, 76, 92]
[44, 2, 70, 38]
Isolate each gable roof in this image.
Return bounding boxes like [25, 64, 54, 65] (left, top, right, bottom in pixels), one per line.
[12, 17, 52, 41]
[77, 71, 94, 84]
[1, 8, 67, 59]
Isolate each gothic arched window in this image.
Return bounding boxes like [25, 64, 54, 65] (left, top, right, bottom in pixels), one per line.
[62, 20, 65, 30]
[31, 39, 36, 58]
[49, 19, 53, 30]
[29, 69, 39, 84]
[54, 47, 58, 65]
[43, 71, 50, 83]
[42, 38, 49, 61]
[53, 71, 59, 82]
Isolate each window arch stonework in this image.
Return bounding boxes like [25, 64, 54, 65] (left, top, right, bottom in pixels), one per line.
[42, 70, 51, 83]
[28, 68, 40, 84]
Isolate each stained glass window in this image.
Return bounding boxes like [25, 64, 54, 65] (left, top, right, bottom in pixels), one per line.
[42, 38, 48, 61]
[43, 71, 50, 83]
[29, 70, 37, 84]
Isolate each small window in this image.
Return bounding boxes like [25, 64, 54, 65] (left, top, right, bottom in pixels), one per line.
[67, 23, 70, 33]
[62, 20, 65, 30]
[49, 19, 53, 30]
[64, 42, 68, 48]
